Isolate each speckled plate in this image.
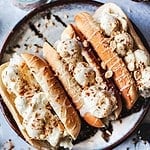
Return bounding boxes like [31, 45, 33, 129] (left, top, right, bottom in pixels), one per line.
[0, 0, 149, 149]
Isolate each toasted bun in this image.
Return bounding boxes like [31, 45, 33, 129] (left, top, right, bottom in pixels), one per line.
[75, 12, 138, 109]
[42, 43, 84, 110]
[0, 53, 81, 149]
[70, 24, 122, 119]
[43, 42, 105, 128]
[21, 53, 81, 139]
[93, 3, 150, 99]
[0, 63, 51, 149]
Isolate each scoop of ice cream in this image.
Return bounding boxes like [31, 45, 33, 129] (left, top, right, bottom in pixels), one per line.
[95, 13, 120, 36]
[94, 8, 128, 36]
[141, 67, 150, 88]
[56, 39, 80, 57]
[10, 53, 24, 65]
[124, 51, 136, 71]
[15, 96, 29, 116]
[80, 86, 117, 118]
[56, 39, 83, 70]
[1, 54, 25, 94]
[114, 32, 134, 56]
[73, 62, 96, 87]
[2, 65, 21, 95]
[134, 49, 150, 68]
[15, 92, 67, 147]
[139, 66, 150, 98]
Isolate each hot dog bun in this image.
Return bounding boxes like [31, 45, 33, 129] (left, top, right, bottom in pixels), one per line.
[93, 3, 150, 98]
[75, 8, 139, 109]
[0, 53, 81, 149]
[0, 62, 51, 149]
[71, 24, 122, 119]
[43, 42, 104, 128]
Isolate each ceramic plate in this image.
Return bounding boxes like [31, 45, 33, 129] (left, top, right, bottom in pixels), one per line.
[0, 0, 149, 149]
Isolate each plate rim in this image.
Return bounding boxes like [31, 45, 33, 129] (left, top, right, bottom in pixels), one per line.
[0, 0, 149, 149]
[0, 0, 102, 61]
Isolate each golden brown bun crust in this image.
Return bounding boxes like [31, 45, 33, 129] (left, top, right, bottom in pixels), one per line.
[0, 63, 51, 149]
[0, 54, 81, 149]
[75, 12, 138, 109]
[21, 53, 81, 139]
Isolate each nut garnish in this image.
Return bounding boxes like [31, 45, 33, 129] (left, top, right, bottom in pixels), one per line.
[105, 70, 113, 78]
[101, 61, 107, 70]
[82, 40, 89, 48]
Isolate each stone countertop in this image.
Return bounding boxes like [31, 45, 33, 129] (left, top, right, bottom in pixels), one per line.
[0, 0, 149, 149]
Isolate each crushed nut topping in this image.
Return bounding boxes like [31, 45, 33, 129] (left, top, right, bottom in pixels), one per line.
[105, 70, 113, 79]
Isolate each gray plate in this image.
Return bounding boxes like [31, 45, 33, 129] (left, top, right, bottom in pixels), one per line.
[0, 0, 149, 149]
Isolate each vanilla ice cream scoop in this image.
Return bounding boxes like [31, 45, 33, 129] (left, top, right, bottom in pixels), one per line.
[94, 9, 128, 36]
[2, 65, 20, 94]
[124, 51, 136, 71]
[80, 85, 117, 118]
[124, 49, 150, 98]
[73, 62, 96, 87]
[16, 92, 67, 147]
[114, 32, 134, 56]
[56, 39, 81, 58]
[138, 66, 150, 98]
[1, 54, 25, 95]
[134, 49, 150, 68]
[95, 13, 120, 36]
[56, 39, 83, 70]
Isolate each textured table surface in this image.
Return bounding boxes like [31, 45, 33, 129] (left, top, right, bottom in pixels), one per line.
[0, 0, 150, 149]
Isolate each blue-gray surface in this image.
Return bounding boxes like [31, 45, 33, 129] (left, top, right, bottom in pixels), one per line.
[0, 0, 149, 149]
